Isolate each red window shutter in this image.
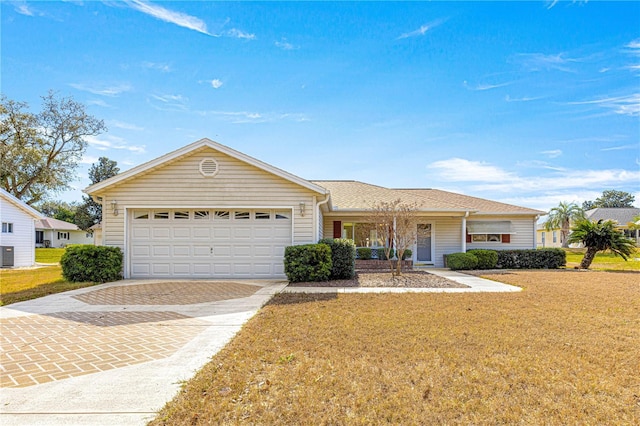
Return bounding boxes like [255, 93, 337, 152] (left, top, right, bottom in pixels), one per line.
[333, 221, 342, 238]
[466, 230, 471, 243]
[501, 234, 511, 243]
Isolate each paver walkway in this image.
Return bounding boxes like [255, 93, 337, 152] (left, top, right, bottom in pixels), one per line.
[0, 279, 287, 426]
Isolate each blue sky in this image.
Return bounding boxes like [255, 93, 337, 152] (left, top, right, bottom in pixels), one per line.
[2, 1, 639, 212]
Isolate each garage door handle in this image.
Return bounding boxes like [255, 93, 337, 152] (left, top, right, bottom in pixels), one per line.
[210, 247, 213, 254]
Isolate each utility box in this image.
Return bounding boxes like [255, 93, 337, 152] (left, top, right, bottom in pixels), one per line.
[1, 246, 15, 267]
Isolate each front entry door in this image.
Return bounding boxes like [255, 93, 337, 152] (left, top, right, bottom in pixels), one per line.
[416, 224, 432, 262]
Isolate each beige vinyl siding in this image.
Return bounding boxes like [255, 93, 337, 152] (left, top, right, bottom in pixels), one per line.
[100, 147, 319, 250]
[467, 216, 537, 250]
[433, 218, 464, 267]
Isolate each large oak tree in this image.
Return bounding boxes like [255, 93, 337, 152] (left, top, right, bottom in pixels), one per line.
[1, 91, 107, 205]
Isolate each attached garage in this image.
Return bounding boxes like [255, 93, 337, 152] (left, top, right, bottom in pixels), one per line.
[129, 208, 292, 278]
[85, 139, 329, 279]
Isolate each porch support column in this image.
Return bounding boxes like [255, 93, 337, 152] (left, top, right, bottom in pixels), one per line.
[461, 212, 469, 252]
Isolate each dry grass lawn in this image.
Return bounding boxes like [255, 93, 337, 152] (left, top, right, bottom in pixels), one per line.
[0, 266, 91, 306]
[152, 270, 639, 425]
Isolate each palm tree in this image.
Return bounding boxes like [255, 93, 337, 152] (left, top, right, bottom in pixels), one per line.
[567, 219, 636, 269]
[544, 202, 585, 248]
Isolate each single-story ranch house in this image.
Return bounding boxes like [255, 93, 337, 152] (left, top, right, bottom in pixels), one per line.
[85, 139, 545, 279]
[35, 217, 94, 248]
[1, 188, 43, 267]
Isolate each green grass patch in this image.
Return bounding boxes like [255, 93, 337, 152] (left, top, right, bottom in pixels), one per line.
[35, 248, 66, 263]
[565, 247, 640, 271]
[0, 265, 93, 306]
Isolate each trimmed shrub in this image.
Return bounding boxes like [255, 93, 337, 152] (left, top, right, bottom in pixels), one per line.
[318, 238, 356, 280]
[61, 245, 123, 283]
[377, 248, 395, 261]
[496, 248, 566, 269]
[467, 249, 498, 269]
[356, 247, 372, 260]
[284, 244, 332, 283]
[446, 252, 478, 270]
[401, 249, 412, 260]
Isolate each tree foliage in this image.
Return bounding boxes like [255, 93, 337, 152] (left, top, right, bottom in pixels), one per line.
[0, 91, 107, 205]
[567, 219, 636, 269]
[75, 157, 119, 230]
[582, 190, 636, 210]
[544, 201, 585, 248]
[369, 199, 421, 276]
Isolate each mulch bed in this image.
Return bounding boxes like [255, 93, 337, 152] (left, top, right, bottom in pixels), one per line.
[287, 270, 469, 288]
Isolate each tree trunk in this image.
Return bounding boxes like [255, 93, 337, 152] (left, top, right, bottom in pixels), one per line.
[579, 247, 598, 269]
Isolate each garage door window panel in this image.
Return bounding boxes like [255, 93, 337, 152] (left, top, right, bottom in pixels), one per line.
[195, 210, 210, 220]
[255, 212, 270, 220]
[134, 211, 149, 220]
[174, 211, 189, 220]
[154, 211, 169, 220]
[235, 211, 250, 220]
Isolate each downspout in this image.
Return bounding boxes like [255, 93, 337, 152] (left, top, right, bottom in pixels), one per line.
[461, 211, 469, 252]
[533, 215, 540, 249]
[315, 193, 331, 242]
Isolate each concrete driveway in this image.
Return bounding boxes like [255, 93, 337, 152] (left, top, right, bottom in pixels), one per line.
[0, 279, 287, 426]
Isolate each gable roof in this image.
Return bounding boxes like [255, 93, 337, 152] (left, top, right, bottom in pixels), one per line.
[585, 207, 640, 225]
[0, 188, 43, 219]
[36, 218, 82, 231]
[312, 181, 544, 215]
[84, 138, 329, 196]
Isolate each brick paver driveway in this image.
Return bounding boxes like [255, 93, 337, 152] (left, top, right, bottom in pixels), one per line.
[1, 279, 286, 426]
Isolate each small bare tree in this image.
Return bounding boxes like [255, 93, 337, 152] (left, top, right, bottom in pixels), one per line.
[370, 199, 421, 276]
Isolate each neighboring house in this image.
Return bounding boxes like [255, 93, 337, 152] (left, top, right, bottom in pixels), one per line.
[584, 207, 640, 246]
[536, 223, 562, 248]
[35, 218, 94, 248]
[0, 188, 43, 267]
[84, 138, 545, 279]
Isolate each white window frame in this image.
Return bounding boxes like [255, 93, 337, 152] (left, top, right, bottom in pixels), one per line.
[2, 222, 13, 233]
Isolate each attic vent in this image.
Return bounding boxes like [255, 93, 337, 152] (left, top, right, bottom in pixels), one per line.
[199, 158, 219, 177]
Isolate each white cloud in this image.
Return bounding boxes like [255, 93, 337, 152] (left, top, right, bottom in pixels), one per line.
[148, 94, 189, 111]
[199, 110, 309, 124]
[85, 135, 146, 153]
[625, 39, 640, 51]
[426, 157, 640, 212]
[427, 158, 514, 182]
[505, 95, 545, 102]
[69, 83, 131, 97]
[397, 19, 446, 40]
[141, 61, 171, 72]
[79, 155, 100, 165]
[541, 149, 562, 158]
[223, 28, 256, 40]
[14, 1, 34, 16]
[514, 52, 578, 73]
[109, 120, 144, 131]
[464, 81, 512, 91]
[123, 0, 210, 35]
[567, 93, 640, 117]
[600, 144, 639, 152]
[210, 79, 223, 89]
[275, 38, 298, 50]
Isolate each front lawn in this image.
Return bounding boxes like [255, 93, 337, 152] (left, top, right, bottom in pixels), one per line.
[152, 270, 639, 425]
[0, 265, 92, 306]
[35, 247, 66, 263]
[565, 247, 640, 271]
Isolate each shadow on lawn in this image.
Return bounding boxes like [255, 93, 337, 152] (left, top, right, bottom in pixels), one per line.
[267, 292, 338, 306]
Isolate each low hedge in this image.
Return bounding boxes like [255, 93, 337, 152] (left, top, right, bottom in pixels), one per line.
[356, 247, 372, 260]
[61, 245, 123, 283]
[376, 248, 412, 260]
[467, 249, 498, 269]
[496, 248, 566, 269]
[284, 244, 332, 283]
[446, 252, 478, 270]
[318, 238, 356, 279]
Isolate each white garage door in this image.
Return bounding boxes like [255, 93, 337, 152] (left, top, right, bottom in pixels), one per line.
[129, 209, 292, 278]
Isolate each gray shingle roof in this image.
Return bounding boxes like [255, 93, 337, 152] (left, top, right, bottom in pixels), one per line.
[584, 208, 640, 225]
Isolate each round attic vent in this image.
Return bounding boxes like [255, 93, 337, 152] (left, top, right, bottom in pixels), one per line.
[199, 158, 219, 177]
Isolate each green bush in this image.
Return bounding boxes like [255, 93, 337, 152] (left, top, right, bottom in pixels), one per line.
[496, 248, 566, 269]
[446, 252, 478, 270]
[401, 249, 412, 260]
[61, 245, 123, 283]
[377, 248, 395, 260]
[467, 249, 498, 269]
[318, 238, 356, 279]
[284, 244, 332, 283]
[356, 247, 372, 260]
